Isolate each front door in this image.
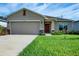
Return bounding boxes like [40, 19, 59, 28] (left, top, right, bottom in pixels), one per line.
[45, 22, 51, 33]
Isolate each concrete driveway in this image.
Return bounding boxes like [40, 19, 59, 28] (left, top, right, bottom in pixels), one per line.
[0, 35, 37, 56]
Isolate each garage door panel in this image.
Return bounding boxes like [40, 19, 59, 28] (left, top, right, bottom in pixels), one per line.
[11, 22, 40, 34]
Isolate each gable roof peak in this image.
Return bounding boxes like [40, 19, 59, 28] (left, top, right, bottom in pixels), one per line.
[22, 8, 26, 10]
[7, 7, 45, 18]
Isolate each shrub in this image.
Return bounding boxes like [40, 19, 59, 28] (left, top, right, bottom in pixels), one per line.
[67, 31, 79, 35]
[51, 31, 65, 35]
[39, 30, 45, 35]
[0, 26, 4, 34]
[51, 30, 79, 35]
[0, 25, 6, 35]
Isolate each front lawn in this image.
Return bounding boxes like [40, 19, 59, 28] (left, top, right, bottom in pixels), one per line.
[19, 35, 79, 56]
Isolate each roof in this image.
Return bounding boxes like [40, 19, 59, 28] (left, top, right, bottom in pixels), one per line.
[0, 16, 7, 22]
[0, 16, 4, 19]
[6, 8, 74, 22]
[45, 15, 73, 22]
[7, 8, 45, 18]
[74, 20, 79, 22]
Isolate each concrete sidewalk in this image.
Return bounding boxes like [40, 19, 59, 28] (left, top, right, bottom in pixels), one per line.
[0, 35, 37, 56]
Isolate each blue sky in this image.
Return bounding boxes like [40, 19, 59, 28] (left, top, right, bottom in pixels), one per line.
[0, 3, 79, 21]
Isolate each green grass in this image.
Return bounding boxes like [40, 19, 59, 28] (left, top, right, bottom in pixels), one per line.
[19, 35, 79, 56]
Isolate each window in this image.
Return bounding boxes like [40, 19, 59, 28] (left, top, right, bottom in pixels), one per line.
[59, 24, 68, 31]
[59, 25, 64, 31]
[23, 10, 26, 16]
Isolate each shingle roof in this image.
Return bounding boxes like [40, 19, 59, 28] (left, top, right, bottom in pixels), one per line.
[6, 8, 74, 22]
[44, 15, 73, 21]
[7, 8, 45, 18]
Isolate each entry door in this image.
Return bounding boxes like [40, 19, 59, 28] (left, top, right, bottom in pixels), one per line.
[45, 24, 51, 33]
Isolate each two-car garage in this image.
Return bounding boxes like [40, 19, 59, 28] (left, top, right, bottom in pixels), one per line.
[7, 8, 44, 35]
[9, 21, 40, 34]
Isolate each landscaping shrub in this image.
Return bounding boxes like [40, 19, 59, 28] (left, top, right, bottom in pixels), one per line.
[39, 30, 45, 35]
[0, 25, 6, 35]
[67, 31, 79, 35]
[51, 31, 79, 35]
[51, 31, 65, 35]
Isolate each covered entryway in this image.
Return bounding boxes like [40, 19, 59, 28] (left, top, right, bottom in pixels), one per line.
[44, 21, 51, 33]
[10, 21, 40, 34]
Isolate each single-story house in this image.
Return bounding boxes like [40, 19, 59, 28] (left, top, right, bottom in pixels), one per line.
[7, 8, 79, 34]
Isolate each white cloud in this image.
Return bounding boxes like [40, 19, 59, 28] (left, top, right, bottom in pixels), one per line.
[0, 3, 79, 20]
[32, 3, 49, 12]
[39, 4, 79, 20]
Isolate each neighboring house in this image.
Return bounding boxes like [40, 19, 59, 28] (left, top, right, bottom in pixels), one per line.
[7, 8, 79, 34]
[0, 16, 7, 22]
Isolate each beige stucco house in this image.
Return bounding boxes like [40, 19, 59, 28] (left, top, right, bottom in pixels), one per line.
[7, 8, 78, 34]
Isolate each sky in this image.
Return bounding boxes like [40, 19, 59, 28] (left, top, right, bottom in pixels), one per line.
[0, 3, 79, 27]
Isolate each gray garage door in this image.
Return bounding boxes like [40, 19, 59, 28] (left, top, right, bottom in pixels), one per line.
[11, 21, 40, 34]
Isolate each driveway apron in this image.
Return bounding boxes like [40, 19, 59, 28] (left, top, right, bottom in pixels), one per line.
[0, 35, 37, 56]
